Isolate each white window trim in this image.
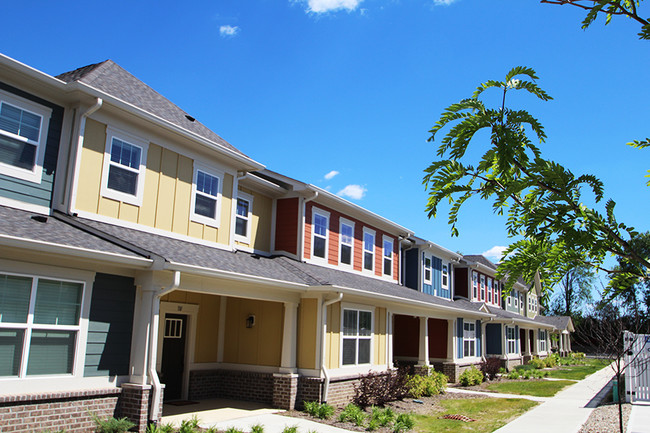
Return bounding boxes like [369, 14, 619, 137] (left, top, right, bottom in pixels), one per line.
[487, 277, 493, 304]
[100, 127, 148, 207]
[234, 191, 253, 244]
[382, 235, 394, 278]
[0, 270, 88, 380]
[539, 329, 547, 352]
[362, 227, 376, 274]
[441, 262, 449, 290]
[310, 207, 330, 263]
[340, 304, 374, 367]
[472, 271, 478, 300]
[190, 163, 224, 228]
[0, 90, 52, 184]
[506, 326, 517, 354]
[338, 217, 355, 268]
[480, 275, 486, 302]
[463, 321, 476, 357]
[423, 255, 432, 285]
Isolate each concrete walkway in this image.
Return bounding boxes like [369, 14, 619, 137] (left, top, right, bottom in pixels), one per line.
[202, 414, 355, 433]
[493, 365, 615, 433]
[627, 401, 650, 433]
[446, 386, 550, 402]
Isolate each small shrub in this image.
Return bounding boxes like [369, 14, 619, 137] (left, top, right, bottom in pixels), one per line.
[205, 428, 219, 433]
[459, 366, 483, 386]
[405, 371, 447, 397]
[251, 425, 265, 433]
[317, 403, 334, 420]
[528, 357, 545, 370]
[178, 416, 200, 433]
[366, 418, 379, 431]
[339, 403, 367, 426]
[370, 406, 396, 427]
[514, 364, 535, 371]
[92, 414, 135, 433]
[393, 413, 415, 433]
[507, 370, 520, 380]
[282, 426, 299, 433]
[498, 367, 507, 374]
[480, 358, 503, 380]
[354, 368, 409, 407]
[225, 428, 244, 433]
[303, 401, 319, 417]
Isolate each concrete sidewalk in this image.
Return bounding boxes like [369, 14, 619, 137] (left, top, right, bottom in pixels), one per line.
[493, 365, 615, 433]
[627, 401, 650, 433]
[446, 387, 550, 402]
[201, 414, 354, 433]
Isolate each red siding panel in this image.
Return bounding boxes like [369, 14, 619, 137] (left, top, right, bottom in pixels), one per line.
[275, 198, 299, 255]
[428, 318, 448, 359]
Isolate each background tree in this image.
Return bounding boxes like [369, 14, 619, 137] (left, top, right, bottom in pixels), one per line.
[550, 265, 595, 317]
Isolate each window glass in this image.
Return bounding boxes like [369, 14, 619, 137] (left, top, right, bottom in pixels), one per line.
[235, 198, 250, 237]
[27, 330, 75, 375]
[442, 264, 448, 287]
[342, 339, 356, 365]
[343, 310, 357, 336]
[472, 272, 478, 298]
[383, 239, 393, 276]
[194, 171, 219, 219]
[363, 231, 374, 271]
[487, 278, 493, 303]
[0, 274, 32, 323]
[359, 311, 372, 336]
[107, 138, 141, 196]
[358, 339, 371, 364]
[0, 329, 24, 376]
[313, 213, 328, 259]
[342, 309, 372, 365]
[34, 280, 82, 326]
[424, 257, 432, 282]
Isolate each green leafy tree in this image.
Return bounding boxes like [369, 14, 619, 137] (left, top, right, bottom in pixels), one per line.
[550, 265, 595, 317]
[610, 232, 650, 316]
[423, 66, 650, 295]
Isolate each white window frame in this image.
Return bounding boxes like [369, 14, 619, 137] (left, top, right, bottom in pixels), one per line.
[234, 191, 253, 244]
[519, 293, 525, 312]
[100, 127, 148, 206]
[463, 321, 476, 357]
[495, 281, 501, 306]
[487, 278, 493, 304]
[441, 263, 449, 289]
[340, 306, 374, 367]
[0, 272, 86, 379]
[480, 274, 486, 302]
[507, 326, 517, 354]
[382, 235, 394, 277]
[190, 164, 223, 227]
[0, 90, 52, 184]
[423, 255, 432, 285]
[514, 291, 518, 308]
[311, 207, 330, 262]
[362, 228, 376, 274]
[339, 218, 355, 268]
[472, 271, 478, 300]
[539, 330, 547, 352]
[507, 292, 511, 306]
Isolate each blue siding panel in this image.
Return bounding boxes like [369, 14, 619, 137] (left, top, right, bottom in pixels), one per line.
[432, 256, 442, 296]
[457, 318, 463, 358]
[423, 283, 433, 295]
[476, 320, 482, 357]
[486, 323, 502, 355]
[404, 248, 419, 290]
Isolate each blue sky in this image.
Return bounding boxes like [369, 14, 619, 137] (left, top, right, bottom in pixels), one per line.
[3, 0, 648, 269]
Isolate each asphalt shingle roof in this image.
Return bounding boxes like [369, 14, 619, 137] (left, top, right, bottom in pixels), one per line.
[0, 206, 144, 258]
[56, 60, 248, 159]
[535, 315, 572, 330]
[464, 254, 498, 270]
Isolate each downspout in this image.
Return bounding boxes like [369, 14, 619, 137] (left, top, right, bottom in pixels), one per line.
[321, 292, 342, 403]
[148, 270, 181, 422]
[67, 98, 102, 213]
[298, 190, 319, 261]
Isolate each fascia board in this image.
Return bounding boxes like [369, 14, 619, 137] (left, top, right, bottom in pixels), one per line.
[0, 234, 153, 268]
[310, 284, 494, 318]
[421, 241, 462, 261]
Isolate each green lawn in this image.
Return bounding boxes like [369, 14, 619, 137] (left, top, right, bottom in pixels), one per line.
[546, 358, 610, 380]
[413, 398, 537, 433]
[485, 379, 576, 397]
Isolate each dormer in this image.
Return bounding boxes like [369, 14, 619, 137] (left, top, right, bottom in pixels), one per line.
[402, 236, 461, 299]
[454, 255, 503, 308]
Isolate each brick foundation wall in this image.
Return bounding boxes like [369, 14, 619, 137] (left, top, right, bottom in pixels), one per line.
[188, 370, 274, 404]
[272, 374, 298, 410]
[118, 384, 153, 432]
[503, 357, 523, 371]
[0, 389, 121, 433]
[442, 363, 459, 382]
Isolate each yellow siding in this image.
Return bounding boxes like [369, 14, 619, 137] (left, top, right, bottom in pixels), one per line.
[325, 302, 341, 369]
[374, 307, 386, 365]
[223, 298, 283, 367]
[75, 119, 237, 246]
[251, 189, 272, 252]
[298, 298, 318, 369]
[75, 119, 105, 213]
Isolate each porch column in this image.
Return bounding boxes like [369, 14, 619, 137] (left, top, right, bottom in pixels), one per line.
[447, 319, 454, 362]
[280, 301, 299, 373]
[129, 274, 155, 384]
[387, 311, 394, 368]
[217, 297, 227, 363]
[502, 324, 508, 360]
[417, 316, 429, 367]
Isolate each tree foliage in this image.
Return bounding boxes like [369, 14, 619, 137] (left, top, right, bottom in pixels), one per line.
[423, 66, 650, 295]
[609, 232, 650, 314]
[550, 265, 595, 316]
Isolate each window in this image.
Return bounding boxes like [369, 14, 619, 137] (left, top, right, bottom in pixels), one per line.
[234, 192, 253, 243]
[342, 309, 372, 365]
[442, 264, 449, 288]
[539, 330, 547, 352]
[472, 271, 478, 299]
[507, 291, 511, 306]
[363, 229, 375, 272]
[339, 219, 354, 266]
[495, 281, 501, 306]
[382, 236, 393, 277]
[190, 165, 222, 227]
[519, 293, 524, 311]
[480, 275, 486, 301]
[312, 209, 329, 260]
[0, 91, 51, 183]
[0, 273, 84, 377]
[424, 256, 432, 284]
[463, 321, 476, 357]
[513, 292, 518, 308]
[507, 326, 517, 354]
[487, 278, 493, 303]
[101, 128, 148, 206]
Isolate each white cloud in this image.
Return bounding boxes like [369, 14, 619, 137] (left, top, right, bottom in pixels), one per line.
[219, 25, 239, 37]
[433, 0, 459, 5]
[300, 0, 363, 14]
[324, 170, 339, 180]
[337, 184, 367, 200]
[482, 245, 508, 262]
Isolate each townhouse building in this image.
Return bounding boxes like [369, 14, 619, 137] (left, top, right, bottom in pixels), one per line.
[0, 53, 573, 433]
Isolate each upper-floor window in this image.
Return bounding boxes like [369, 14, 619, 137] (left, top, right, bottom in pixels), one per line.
[234, 192, 253, 243]
[507, 290, 511, 306]
[495, 281, 501, 307]
[463, 321, 476, 357]
[487, 278, 493, 303]
[382, 236, 393, 277]
[472, 271, 478, 299]
[424, 256, 432, 284]
[363, 228, 375, 272]
[0, 273, 84, 377]
[0, 92, 51, 183]
[513, 291, 518, 308]
[442, 264, 449, 288]
[480, 275, 486, 302]
[101, 128, 148, 206]
[190, 165, 223, 227]
[339, 219, 354, 267]
[519, 293, 524, 312]
[342, 308, 372, 365]
[312, 208, 330, 260]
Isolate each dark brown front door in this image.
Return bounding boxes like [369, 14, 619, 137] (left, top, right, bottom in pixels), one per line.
[160, 313, 187, 401]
